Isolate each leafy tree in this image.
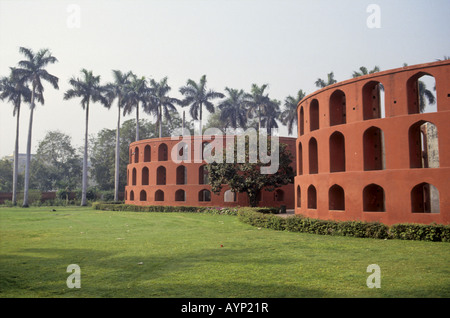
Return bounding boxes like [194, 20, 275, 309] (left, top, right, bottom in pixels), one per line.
[63, 69, 109, 206]
[0, 159, 24, 192]
[0, 72, 32, 204]
[29, 131, 82, 191]
[147, 77, 181, 138]
[352, 66, 380, 78]
[207, 137, 294, 207]
[179, 75, 224, 134]
[11, 47, 59, 207]
[281, 89, 306, 136]
[105, 70, 132, 201]
[315, 72, 337, 88]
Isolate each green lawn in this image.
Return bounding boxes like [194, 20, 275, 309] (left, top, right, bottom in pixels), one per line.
[0, 206, 449, 298]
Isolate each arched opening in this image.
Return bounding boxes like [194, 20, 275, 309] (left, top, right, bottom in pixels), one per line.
[224, 190, 236, 202]
[329, 184, 345, 211]
[363, 184, 385, 212]
[175, 189, 185, 202]
[310, 99, 319, 131]
[409, 121, 439, 169]
[198, 189, 211, 202]
[363, 80, 385, 120]
[129, 149, 133, 164]
[142, 167, 149, 185]
[329, 90, 346, 126]
[144, 145, 151, 162]
[156, 166, 166, 185]
[299, 106, 304, 136]
[199, 165, 209, 184]
[158, 143, 168, 161]
[177, 142, 189, 161]
[155, 190, 164, 201]
[411, 183, 440, 213]
[274, 189, 284, 202]
[363, 126, 385, 171]
[307, 185, 317, 209]
[297, 142, 303, 175]
[176, 165, 187, 185]
[140, 190, 147, 201]
[202, 142, 210, 161]
[134, 146, 139, 163]
[329, 131, 345, 172]
[309, 137, 318, 174]
[125, 190, 127, 201]
[296, 185, 301, 208]
[129, 190, 134, 201]
[132, 168, 136, 186]
[407, 72, 437, 114]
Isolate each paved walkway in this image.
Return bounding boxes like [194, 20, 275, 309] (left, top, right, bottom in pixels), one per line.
[277, 209, 295, 218]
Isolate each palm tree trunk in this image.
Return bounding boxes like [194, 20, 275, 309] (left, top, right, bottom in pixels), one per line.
[12, 105, 20, 206]
[81, 101, 89, 206]
[135, 102, 140, 141]
[258, 104, 262, 133]
[199, 102, 203, 135]
[23, 90, 35, 207]
[114, 99, 121, 202]
[158, 103, 162, 138]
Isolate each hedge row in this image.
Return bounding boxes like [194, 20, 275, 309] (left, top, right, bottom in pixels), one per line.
[91, 202, 240, 215]
[92, 203, 450, 242]
[237, 209, 450, 242]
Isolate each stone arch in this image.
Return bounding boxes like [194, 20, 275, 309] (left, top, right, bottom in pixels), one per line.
[156, 166, 166, 185]
[329, 184, 345, 211]
[409, 121, 439, 169]
[363, 184, 385, 212]
[363, 126, 385, 171]
[329, 131, 345, 172]
[329, 89, 346, 126]
[158, 143, 168, 161]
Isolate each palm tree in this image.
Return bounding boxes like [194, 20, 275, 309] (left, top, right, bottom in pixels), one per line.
[418, 81, 435, 113]
[11, 47, 59, 207]
[179, 75, 224, 134]
[147, 77, 180, 138]
[105, 70, 132, 202]
[123, 73, 149, 141]
[0, 72, 32, 205]
[315, 72, 337, 88]
[261, 99, 281, 135]
[245, 83, 271, 133]
[218, 87, 249, 130]
[281, 89, 306, 135]
[352, 66, 380, 78]
[63, 69, 109, 206]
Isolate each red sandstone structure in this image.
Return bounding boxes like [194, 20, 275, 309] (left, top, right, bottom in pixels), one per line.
[125, 135, 296, 209]
[295, 60, 450, 225]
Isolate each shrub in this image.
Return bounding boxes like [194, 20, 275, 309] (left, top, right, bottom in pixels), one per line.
[389, 223, 450, 242]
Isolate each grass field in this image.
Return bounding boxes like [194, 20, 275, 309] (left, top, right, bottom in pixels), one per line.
[0, 206, 449, 298]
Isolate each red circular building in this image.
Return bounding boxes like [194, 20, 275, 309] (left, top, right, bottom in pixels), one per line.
[125, 135, 296, 209]
[295, 60, 450, 225]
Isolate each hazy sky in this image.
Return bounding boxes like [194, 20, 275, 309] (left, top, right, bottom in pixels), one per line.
[1, 0, 449, 158]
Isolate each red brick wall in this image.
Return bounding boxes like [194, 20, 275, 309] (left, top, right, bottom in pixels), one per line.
[295, 60, 450, 225]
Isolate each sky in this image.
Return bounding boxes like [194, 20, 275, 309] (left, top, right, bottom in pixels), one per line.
[0, 0, 449, 158]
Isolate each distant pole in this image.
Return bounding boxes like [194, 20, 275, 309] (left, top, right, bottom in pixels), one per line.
[182, 110, 185, 133]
